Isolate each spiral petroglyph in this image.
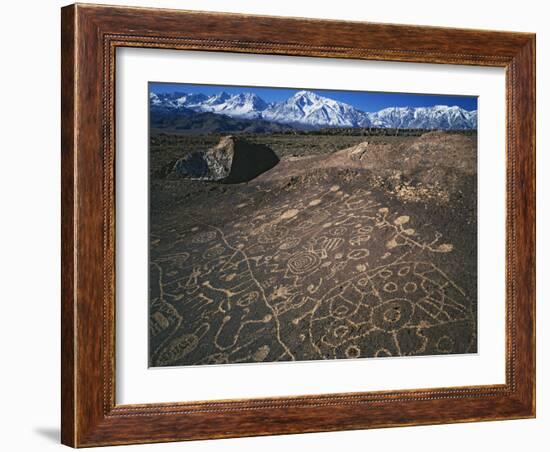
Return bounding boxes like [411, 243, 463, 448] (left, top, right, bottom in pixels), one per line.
[287, 251, 322, 275]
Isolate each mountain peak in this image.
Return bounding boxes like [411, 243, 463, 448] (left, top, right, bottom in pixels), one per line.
[237, 92, 261, 99]
[291, 90, 321, 101]
[207, 91, 231, 103]
[294, 90, 316, 96]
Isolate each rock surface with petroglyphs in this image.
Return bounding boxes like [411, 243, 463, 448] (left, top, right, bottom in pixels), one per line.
[149, 132, 477, 367]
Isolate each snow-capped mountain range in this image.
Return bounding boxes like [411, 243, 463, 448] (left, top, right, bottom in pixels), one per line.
[150, 90, 477, 130]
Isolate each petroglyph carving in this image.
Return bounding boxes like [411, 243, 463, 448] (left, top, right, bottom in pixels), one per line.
[150, 181, 476, 367]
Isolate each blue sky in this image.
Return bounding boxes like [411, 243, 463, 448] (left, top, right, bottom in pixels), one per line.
[150, 82, 477, 112]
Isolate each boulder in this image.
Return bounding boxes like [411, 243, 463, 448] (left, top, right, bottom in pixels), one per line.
[172, 136, 279, 183]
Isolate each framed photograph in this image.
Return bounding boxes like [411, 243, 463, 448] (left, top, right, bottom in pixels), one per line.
[61, 3, 535, 447]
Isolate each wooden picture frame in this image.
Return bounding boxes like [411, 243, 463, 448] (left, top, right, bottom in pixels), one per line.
[61, 3, 536, 447]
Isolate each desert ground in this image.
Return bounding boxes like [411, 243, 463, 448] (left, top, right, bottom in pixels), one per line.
[149, 131, 477, 367]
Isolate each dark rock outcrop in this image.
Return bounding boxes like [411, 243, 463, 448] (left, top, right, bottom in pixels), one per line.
[171, 136, 279, 183]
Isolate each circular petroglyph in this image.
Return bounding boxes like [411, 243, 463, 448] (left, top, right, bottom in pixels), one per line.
[203, 244, 224, 259]
[383, 282, 398, 293]
[191, 230, 216, 244]
[333, 304, 351, 318]
[287, 251, 321, 275]
[328, 226, 347, 237]
[437, 335, 455, 353]
[403, 282, 418, 293]
[348, 249, 370, 260]
[358, 226, 373, 234]
[279, 237, 300, 250]
[236, 291, 259, 307]
[373, 299, 413, 332]
[397, 265, 411, 277]
[345, 345, 361, 359]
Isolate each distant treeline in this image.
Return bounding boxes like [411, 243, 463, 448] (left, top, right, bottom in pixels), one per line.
[151, 125, 477, 139]
[277, 127, 477, 137]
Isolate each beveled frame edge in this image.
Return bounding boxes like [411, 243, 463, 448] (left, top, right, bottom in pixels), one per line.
[61, 3, 536, 447]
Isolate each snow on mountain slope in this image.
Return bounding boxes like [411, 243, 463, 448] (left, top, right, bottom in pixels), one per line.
[369, 105, 477, 129]
[150, 92, 209, 110]
[201, 92, 268, 119]
[151, 90, 477, 129]
[262, 90, 369, 127]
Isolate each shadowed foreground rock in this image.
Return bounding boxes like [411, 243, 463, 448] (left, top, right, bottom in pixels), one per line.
[172, 135, 279, 183]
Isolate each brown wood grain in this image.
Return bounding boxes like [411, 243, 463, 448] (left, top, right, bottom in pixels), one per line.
[60, 5, 76, 447]
[60, 3, 536, 447]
